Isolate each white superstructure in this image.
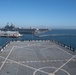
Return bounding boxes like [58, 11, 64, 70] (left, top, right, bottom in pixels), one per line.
[0, 31, 22, 37]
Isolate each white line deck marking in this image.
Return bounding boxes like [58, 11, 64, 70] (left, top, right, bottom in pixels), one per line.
[49, 73, 55, 75]
[0, 46, 14, 71]
[14, 43, 42, 49]
[40, 45, 54, 50]
[0, 41, 75, 75]
[53, 55, 76, 74]
[16, 68, 18, 75]
[1, 50, 11, 52]
[0, 58, 72, 63]
[55, 45, 73, 56]
[33, 67, 70, 75]
[0, 55, 49, 75]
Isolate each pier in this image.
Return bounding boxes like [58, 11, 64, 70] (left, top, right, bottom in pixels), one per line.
[0, 40, 76, 75]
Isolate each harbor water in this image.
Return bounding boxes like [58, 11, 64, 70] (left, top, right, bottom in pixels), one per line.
[0, 29, 76, 50]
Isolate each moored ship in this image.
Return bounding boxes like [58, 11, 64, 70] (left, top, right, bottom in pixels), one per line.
[0, 23, 49, 34]
[0, 31, 22, 38]
[0, 23, 36, 34]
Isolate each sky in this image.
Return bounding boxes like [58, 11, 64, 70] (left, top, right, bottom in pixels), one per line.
[0, 0, 76, 29]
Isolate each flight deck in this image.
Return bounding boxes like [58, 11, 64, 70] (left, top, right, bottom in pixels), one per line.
[0, 40, 76, 75]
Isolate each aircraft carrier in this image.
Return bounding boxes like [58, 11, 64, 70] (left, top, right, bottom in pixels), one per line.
[0, 40, 76, 75]
[0, 23, 49, 34]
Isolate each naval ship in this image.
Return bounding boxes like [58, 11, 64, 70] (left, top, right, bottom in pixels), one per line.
[0, 23, 36, 34]
[0, 23, 49, 34]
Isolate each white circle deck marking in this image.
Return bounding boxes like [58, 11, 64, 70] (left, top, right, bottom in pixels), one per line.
[53, 55, 76, 74]
[33, 67, 70, 75]
[0, 41, 75, 75]
[49, 73, 55, 75]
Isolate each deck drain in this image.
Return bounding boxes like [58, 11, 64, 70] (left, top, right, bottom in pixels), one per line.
[7, 72, 9, 73]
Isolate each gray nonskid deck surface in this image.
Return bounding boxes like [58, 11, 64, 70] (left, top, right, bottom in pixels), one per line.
[0, 41, 76, 75]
